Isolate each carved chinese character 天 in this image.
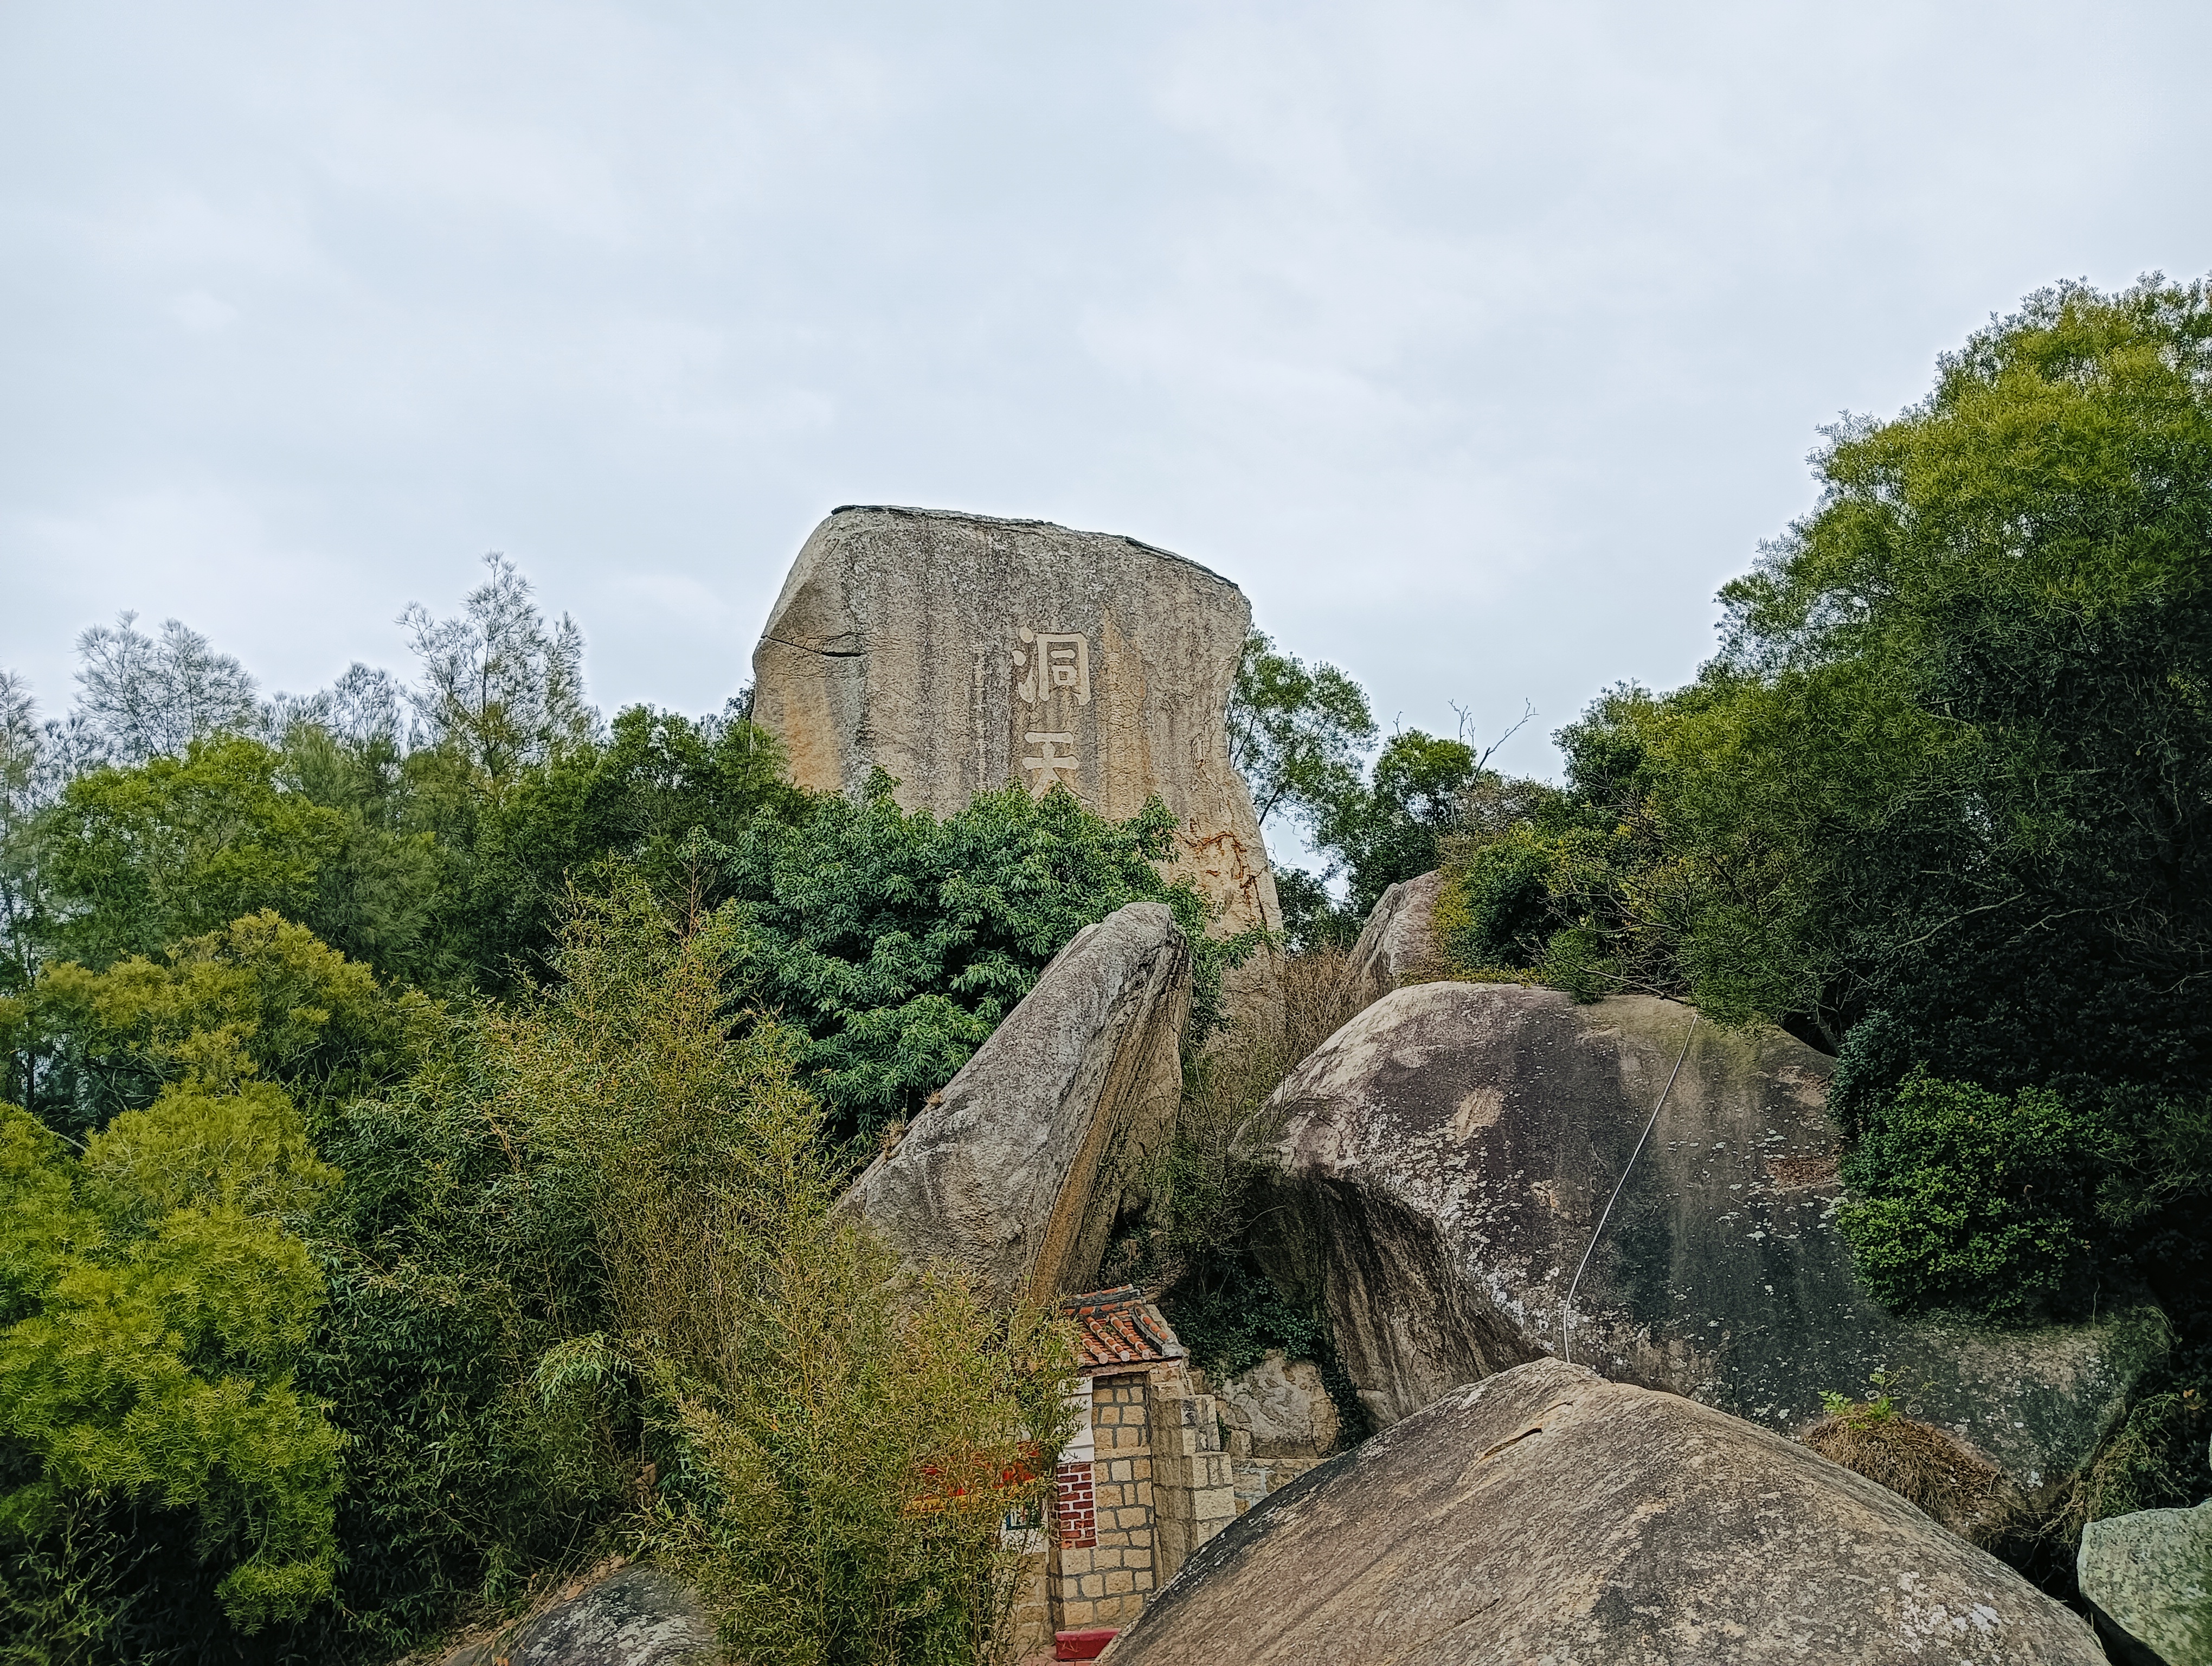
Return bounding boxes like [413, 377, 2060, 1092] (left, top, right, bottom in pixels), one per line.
[1021, 732, 1079, 796]
[1013, 630, 1090, 707]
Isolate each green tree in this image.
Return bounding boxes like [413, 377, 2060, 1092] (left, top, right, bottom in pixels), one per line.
[12, 911, 434, 1140]
[1727, 277, 2212, 1317]
[0, 674, 43, 1010]
[68, 614, 261, 769]
[410, 703, 803, 994]
[487, 882, 1074, 1665]
[1439, 275, 2212, 1324]
[706, 777, 1236, 1143]
[400, 554, 597, 790]
[1227, 631, 1375, 832]
[275, 678, 446, 980]
[0, 1085, 342, 1652]
[1320, 729, 1481, 918]
[39, 739, 346, 972]
[1227, 631, 1375, 949]
[307, 876, 1072, 1664]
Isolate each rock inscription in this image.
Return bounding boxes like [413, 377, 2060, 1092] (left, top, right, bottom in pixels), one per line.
[751, 507, 1279, 932]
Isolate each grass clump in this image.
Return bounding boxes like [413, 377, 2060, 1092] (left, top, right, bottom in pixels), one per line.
[1802, 1380, 2024, 1548]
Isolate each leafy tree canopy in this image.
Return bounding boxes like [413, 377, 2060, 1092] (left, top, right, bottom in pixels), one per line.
[706, 775, 1235, 1143]
[398, 553, 597, 789]
[0, 1088, 342, 1643]
[1436, 275, 2212, 1322]
[9, 911, 436, 1142]
[40, 739, 347, 972]
[69, 614, 261, 771]
[1320, 729, 1483, 920]
[1229, 630, 1375, 832]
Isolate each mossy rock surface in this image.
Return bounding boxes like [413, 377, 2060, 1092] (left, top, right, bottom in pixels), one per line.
[2079, 1497, 2212, 1666]
[1252, 981, 2166, 1487]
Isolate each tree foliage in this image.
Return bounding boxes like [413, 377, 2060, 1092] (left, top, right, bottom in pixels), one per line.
[312, 879, 1072, 1665]
[8, 909, 435, 1142]
[69, 616, 261, 770]
[1320, 730, 1481, 920]
[1225, 629, 1526, 944]
[398, 554, 596, 788]
[0, 1086, 342, 1649]
[1227, 631, 1374, 832]
[1437, 276, 2212, 1324]
[707, 776, 1237, 1143]
[40, 740, 348, 975]
[0, 552, 1138, 1662]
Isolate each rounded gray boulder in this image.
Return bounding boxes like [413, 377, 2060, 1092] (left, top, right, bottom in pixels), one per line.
[1107, 1357, 2105, 1666]
[2079, 1495, 2212, 1665]
[1252, 979, 2166, 1487]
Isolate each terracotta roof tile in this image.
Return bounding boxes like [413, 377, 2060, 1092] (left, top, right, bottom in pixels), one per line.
[1059, 1285, 1183, 1373]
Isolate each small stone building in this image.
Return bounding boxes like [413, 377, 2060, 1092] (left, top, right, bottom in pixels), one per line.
[1043, 1287, 1237, 1645]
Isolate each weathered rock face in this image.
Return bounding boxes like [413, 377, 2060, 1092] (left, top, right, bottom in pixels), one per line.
[1339, 869, 1441, 1009]
[1206, 1349, 1341, 1517]
[1109, 1357, 2105, 1666]
[751, 506, 1278, 933]
[1252, 980, 2168, 1486]
[2079, 1497, 2212, 1666]
[845, 901, 1189, 1303]
[1214, 1350, 1340, 1459]
[438, 1566, 716, 1666]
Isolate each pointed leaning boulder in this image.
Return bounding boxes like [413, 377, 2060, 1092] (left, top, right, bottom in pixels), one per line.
[845, 900, 1189, 1304]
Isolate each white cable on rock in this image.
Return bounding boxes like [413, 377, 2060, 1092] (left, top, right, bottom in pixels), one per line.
[1561, 1011, 1697, 1367]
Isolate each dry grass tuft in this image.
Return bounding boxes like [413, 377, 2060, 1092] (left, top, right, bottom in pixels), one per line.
[1185, 941, 1367, 1164]
[1801, 1412, 2025, 1545]
[1109, 943, 1370, 1293]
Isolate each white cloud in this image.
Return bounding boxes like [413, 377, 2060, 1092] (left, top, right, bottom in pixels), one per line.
[3, 0, 2209, 780]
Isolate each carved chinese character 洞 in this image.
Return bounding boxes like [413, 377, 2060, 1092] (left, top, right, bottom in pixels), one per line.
[1014, 630, 1090, 707]
[1021, 732, 1079, 796]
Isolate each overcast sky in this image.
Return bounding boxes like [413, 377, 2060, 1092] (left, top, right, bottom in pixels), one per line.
[5, 1, 2209, 827]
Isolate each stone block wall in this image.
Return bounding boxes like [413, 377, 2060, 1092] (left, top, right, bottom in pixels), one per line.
[1002, 1546, 1052, 1659]
[1146, 1363, 1237, 1582]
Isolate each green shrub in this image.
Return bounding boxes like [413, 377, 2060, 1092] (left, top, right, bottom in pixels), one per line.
[1118, 945, 1373, 1449]
[1433, 829, 1557, 973]
[706, 777, 1248, 1142]
[309, 874, 1078, 1664]
[2079, 1383, 2212, 1523]
[1837, 1074, 2093, 1318]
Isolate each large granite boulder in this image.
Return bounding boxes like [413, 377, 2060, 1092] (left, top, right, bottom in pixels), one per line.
[1252, 980, 2167, 1486]
[1339, 869, 1442, 1010]
[2079, 1496, 2212, 1666]
[751, 506, 1278, 934]
[437, 1565, 716, 1665]
[1108, 1357, 2105, 1666]
[845, 900, 1189, 1303]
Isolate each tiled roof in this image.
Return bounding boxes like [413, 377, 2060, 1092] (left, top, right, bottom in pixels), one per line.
[1060, 1285, 1184, 1373]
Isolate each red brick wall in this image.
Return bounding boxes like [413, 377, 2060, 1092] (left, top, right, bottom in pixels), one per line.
[1055, 1460, 1097, 1549]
